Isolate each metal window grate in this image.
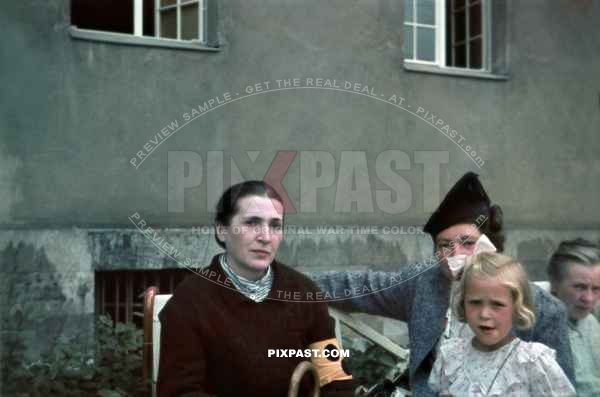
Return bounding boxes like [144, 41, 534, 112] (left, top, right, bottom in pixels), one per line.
[95, 269, 190, 328]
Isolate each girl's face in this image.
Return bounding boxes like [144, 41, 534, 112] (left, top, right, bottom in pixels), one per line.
[464, 275, 515, 351]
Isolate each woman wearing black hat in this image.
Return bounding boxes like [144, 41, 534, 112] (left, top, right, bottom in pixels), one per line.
[312, 172, 574, 397]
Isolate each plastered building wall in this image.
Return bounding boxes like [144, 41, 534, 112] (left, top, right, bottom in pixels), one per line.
[1, 0, 599, 380]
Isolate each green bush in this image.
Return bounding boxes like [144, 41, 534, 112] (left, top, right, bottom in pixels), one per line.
[345, 343, 399, 386]
[3, 315, 146, 397]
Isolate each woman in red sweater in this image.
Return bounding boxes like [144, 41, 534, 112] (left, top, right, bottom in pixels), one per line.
[157, 181, 354, 397]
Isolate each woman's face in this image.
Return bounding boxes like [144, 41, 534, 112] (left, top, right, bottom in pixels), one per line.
[217, 194, 284, 280]
[435, 223, 482, 280]
[554, 262, 600, 321]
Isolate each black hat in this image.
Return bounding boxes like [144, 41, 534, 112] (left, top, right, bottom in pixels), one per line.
[423, 172, 492, 238]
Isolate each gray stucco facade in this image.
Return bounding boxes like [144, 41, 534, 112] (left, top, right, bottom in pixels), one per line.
[1, 0, 599, 390]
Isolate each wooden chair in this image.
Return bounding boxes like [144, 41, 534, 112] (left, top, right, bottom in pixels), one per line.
[141, 286, 158, 396]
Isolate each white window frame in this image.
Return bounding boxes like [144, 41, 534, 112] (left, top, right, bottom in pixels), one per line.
[404, 0, 504, 80]
[403, 0, 440, 65]
[155, 0, 206, 43]
[70, 0, 217, 52]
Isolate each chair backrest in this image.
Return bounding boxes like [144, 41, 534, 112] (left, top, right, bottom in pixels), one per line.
[142, 286, 157, 389]
[142, 287, 172, 397]
[152, 295, 172, 383]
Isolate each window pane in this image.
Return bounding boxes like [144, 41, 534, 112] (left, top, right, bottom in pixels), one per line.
[454, 43, 466, 67]
[404, 0, 413, 22]
[416, 27, 435, 62]
[160, 8, 177, 39]
[404, 25, 414, 60]
[469, 38, 482, 68]
[143, 0, 156, 36]
[161, 0, 176, 6]
[454, 0, 466, 11]
[417, 0, 435, 25]
[445, 1, 453, 65]
[454, 9, 466, 43]
[469, 3, 482, 37]
[71, 0, 134, 34]
[181, 3, 199, 40]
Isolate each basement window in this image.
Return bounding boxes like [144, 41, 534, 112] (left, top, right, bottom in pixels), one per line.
[95, 269, 190, 328]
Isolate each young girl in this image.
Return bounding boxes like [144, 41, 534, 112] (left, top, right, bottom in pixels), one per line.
[428, 252, 575, 396]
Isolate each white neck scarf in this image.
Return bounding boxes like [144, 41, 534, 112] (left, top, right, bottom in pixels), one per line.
[218, 254, 273, 303]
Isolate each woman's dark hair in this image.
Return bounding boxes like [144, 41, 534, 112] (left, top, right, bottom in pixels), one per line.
[434, 204, 505, 252]
[214, 180, 284, 249]
[482, 204, 505, 252]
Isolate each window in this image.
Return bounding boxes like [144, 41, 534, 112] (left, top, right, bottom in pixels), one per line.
[403, 0, 507, 79]
[446, 0, 486, 69]
[156, 0, 207, 41]
[71, 0, 219, 49]
[95, 269, 190, 328]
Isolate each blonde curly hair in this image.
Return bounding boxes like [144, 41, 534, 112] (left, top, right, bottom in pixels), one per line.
[452, 252, 535, 330]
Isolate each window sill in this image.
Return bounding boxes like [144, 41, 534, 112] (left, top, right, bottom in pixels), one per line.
[403, 61, 508, 81]
[69, 26, 221, 52]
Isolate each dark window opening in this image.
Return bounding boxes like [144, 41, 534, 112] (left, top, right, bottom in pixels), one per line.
[71, 0, 220, 47]
[95, 269, 191, 328]
[71, 0, 155, 36]
[446, 0, 483, 69]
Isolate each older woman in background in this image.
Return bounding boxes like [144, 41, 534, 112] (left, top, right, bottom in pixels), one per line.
[548, 238, 600, 397]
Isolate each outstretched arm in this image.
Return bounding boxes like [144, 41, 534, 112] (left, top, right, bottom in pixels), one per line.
[308, 264, 423, 321]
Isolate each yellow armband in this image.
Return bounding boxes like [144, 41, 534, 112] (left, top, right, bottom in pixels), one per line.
[308, 338, 353, 386]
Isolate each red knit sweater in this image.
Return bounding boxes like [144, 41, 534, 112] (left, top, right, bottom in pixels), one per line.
[157, 255, 353, 397]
